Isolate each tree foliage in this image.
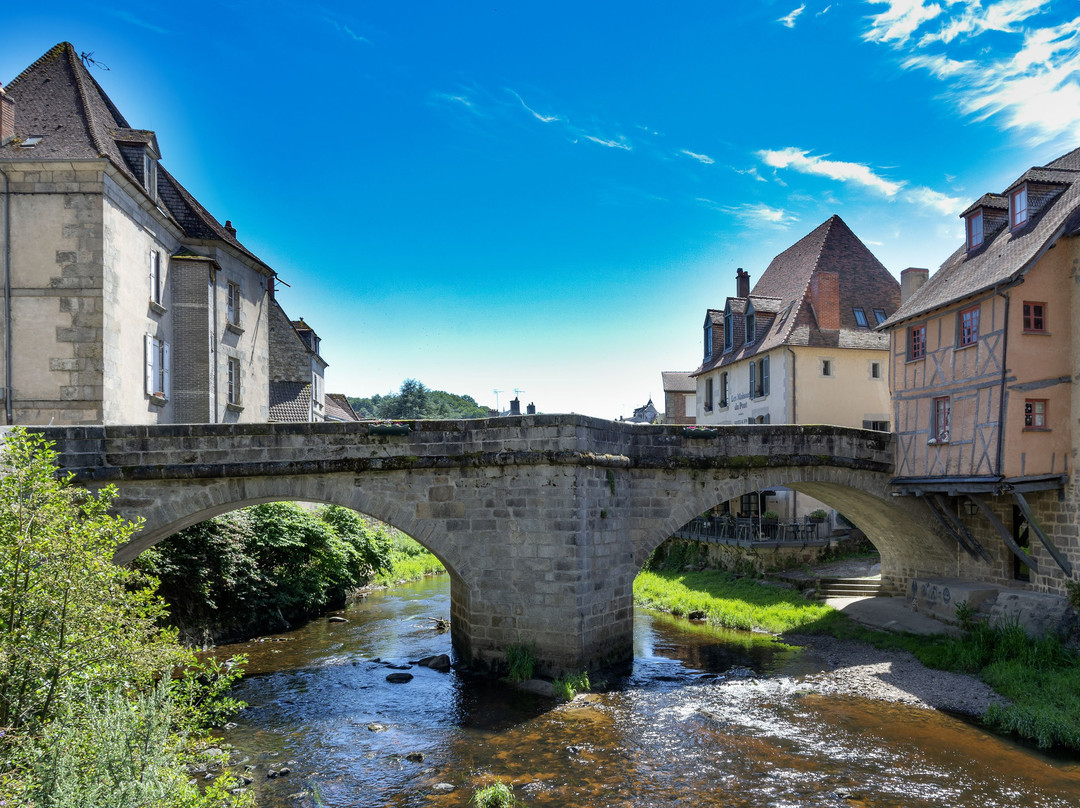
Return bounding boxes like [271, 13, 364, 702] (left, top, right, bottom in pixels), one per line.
[349, 379, 490, 420]
[139, 503, 393, 643]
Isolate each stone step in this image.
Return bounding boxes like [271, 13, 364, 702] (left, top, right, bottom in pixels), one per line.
[816, 578, 883, 599]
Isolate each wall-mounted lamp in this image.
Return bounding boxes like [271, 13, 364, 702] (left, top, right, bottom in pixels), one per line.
[963, 500, 979, 517]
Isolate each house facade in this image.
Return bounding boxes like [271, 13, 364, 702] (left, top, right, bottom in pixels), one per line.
[661, 371, 696, 425]
[883, 148, 1080, 595]
[0, 42, 322, 426]
[691, 216, 899, 519]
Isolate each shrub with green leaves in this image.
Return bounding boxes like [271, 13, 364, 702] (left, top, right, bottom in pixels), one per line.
[471, 779, 518, 808]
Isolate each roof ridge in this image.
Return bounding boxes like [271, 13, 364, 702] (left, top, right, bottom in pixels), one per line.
[5, 41, 67, 88]
[61, 42, 112, 158]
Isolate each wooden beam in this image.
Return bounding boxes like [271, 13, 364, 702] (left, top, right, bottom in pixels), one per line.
[967, 494, 1039, 574]
[1012, 492, 1072, 576]
[925, 495, 982, 561]
[929, 493, 992, 563]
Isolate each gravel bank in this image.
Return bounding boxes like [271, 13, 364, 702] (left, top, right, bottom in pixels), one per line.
[782, 633, 1008, 716]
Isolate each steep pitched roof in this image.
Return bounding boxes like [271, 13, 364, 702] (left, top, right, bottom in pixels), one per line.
[1, 42, 268, 270]
[324, 393, 360, 422]
[883, 149, 1080, 328]
[269, 381, 313, 422]
[692, 215, 898, 376]
[661, 371, 695, 393]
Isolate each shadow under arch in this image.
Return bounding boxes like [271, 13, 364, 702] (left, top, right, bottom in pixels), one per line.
[633, 465, 956, 591]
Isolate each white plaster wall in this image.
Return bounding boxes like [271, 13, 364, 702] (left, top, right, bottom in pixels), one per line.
[696, 349, 790, 425]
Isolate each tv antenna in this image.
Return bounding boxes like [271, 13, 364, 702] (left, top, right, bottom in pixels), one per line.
[493, 389, 503, 412]
[79, 51, 110, 71]
[513, 388, 525, 397]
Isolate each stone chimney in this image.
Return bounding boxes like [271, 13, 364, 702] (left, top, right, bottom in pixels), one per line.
[510, 397, 521, 416]
[526, 402, 536, 415]
[900, 267, 929, 305]
[224, 220, 237, 239]
[810, 270, 840, 330]
[736, 267, 750, 299]
[0, 83, 14, 145]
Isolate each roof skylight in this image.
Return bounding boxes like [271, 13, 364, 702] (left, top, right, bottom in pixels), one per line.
[19, 136, 42, 148]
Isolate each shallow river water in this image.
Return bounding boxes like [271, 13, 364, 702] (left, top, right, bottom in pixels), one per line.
[213, 577, 1080, 807]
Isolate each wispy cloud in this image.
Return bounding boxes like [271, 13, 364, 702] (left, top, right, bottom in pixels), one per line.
[105, 9, 169, 34]
[817, 4, 833, 16]
[323, 16, 369, 43]
[723, 202, 798, 227]
[507, 90, 559, 123]
[585, 134, 632, 150]
[757, 147, 904, 196]
[864, 2, 1080, 142]
[733, 166, 768, 182]
[778, 4, 807, 28]
[680, 149, 715, 165]
[904, 186, 962, 215]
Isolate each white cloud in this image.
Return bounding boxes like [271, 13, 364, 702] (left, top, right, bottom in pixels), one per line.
[680, 149, 715, 164]
[733, 166, 768, 182]
[323, 17, 369, 43]
[904, 186, 962, 214]
[507, 90, 559, 123]
[723, 203, 798, 227]
[863, 0, 944, 45]
[817, 4, 833, 16]
[106, 9, 169, 34]
[757, 147, 904, 196]
[586, 134, 632, 150]
[917, 0, 1046, 47]
[778, 4, 807, 28]
[901, 53, 975, 78]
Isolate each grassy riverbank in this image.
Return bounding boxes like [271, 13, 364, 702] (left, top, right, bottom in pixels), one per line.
[372, 532, 445, 585]
[634, 569, 1080, 751]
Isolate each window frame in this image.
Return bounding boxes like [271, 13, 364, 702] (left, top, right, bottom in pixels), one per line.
[143, 151, 157, 200]
[719, 371, 729, 408]
[227, 356, 241, 406]
[932, 396, 951, 443]
[821, 358, 832, 377]
[149, 249, 162, 307]
[745, 309, 756, 346]
[852, 307, 869, 329]
[226, 281, 242, 327]
[873, 308, 888, 325]
[958, 304, 980, 347]
[723, 310, 733, 353]
[749, 361, 757, 397]
[1010, 184, 1028, 230]
[704, 321, 713, 361]
[871, 361, 881, 380]
[1022, 301, 1046, 333]
[1024, 398, 1048, 431]
[965, 209, 984, 250]
[908, 324, 927, 361]
[143, 334, 170, 401]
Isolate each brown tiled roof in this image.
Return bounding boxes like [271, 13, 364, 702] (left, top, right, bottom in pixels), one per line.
[692, 215, 898, 376]
[269, 381, 312, 422]
[324, 393, 360, 422]
[960, 193, 1008, 217]
[1, 42, 269, 271]
[883, 151, 1080, 328]
[661, 371, 695, 392]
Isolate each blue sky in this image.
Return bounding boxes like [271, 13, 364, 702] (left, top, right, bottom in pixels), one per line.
[4, 2, 1079, 418]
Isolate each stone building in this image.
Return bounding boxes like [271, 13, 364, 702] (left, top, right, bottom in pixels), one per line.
[660, 371, 696, 425]
[882, 147, 1080, 598]
[268, 303, 327, 422]
[690, 215, 900, 519]
[0, 42, 324, 425]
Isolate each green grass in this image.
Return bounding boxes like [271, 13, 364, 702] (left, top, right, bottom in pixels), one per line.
[552, 671, 590, 701]
[471, 780, 517, 807]
[504, 642, 537, 683]
[634, 570, 847, 634]
[372, 532, 445, 585]
[634, 568, 1080, 751]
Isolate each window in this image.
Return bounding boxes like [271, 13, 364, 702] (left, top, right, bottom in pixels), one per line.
[958, 305, 980, 347]
[227, 282, 241, 326]
[853, 307, 869, 329]
[871, 361, 881, 379]
[932, 396, 950, 443]
[749, 361, 756, 397]
[863, 420, 889, 432]
[966, 210, 984, 250]
[1022, 302, 1046, 333]
[723, 310, 733, 352]
[909, 324, 926, 360]
[1010, 184, 1028, 229]
[719, 371, 729, 408]
[873, 308, 888, 325]
[143, 152, 157, 200]
[821, 359, 832, 377]
[745, 310, 756, 345]
[19, 136, 42, 149]
[143, 334, 170, 399]
[312, 372, 324, 409]
[758, 355, 770, 397]
[684, 395, 696, 418]
[754, 414, 770, 424]
[704, 322, 713, 361]
[227, 357, 241, 405]
[149, 250, 162, 306]
[1024, 399, 1047, 430]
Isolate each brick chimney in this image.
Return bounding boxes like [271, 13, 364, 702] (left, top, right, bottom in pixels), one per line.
[526, 402, 536, 415]
[224, 220, 237, 239]
[510, 397, 521, 416]
[900, 267, 929, 305]
[736, 267, 750, 298]
[0, 83, 14, 145]
[810, 270, 840, 330]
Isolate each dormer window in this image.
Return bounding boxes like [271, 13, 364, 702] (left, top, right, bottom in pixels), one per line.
[1010, 184, 1028, 230]
[723, 309, 733, 352]
[965, 209, 984, 250]
[745, 307, 756, 345]
[704, 321, 713, 361]
[143, 151, 157, 200]
[853, 307, 868, 329]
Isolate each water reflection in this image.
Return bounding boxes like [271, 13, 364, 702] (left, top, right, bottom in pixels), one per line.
[214, 577, 1080, 808]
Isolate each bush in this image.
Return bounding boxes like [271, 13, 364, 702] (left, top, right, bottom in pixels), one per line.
[471, 780, 517, 808]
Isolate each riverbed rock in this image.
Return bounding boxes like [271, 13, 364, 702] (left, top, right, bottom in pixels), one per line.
[432, 783, 456, 793]
[517, 678, 554, 697]
[368, 722, 388, 732]
[386, 672, 414, 684]
[406, 752, 425, 762]
[328, 616, 348, 623]
[417, 654, 452, 672]
[687, 610, 707, 621]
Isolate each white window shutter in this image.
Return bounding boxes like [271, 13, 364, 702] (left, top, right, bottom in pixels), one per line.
[144, 334, 155, 394]
[162, 341, 171, 399]
[762, 356, 770, 396]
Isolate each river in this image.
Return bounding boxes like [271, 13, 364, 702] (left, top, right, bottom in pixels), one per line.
[212, 576, 1080, 807]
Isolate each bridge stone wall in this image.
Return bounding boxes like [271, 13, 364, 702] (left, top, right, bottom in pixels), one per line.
[26, 416, 943, 673]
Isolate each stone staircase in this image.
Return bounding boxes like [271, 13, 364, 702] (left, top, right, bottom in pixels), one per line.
[814, 577, 883, 599]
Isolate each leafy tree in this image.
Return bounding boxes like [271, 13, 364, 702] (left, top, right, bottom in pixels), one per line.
[391, 378, 429, 418]
[348, 381, 491, 420]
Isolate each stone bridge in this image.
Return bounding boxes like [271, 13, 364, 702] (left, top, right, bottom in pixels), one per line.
[31, 415, 950, 673]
